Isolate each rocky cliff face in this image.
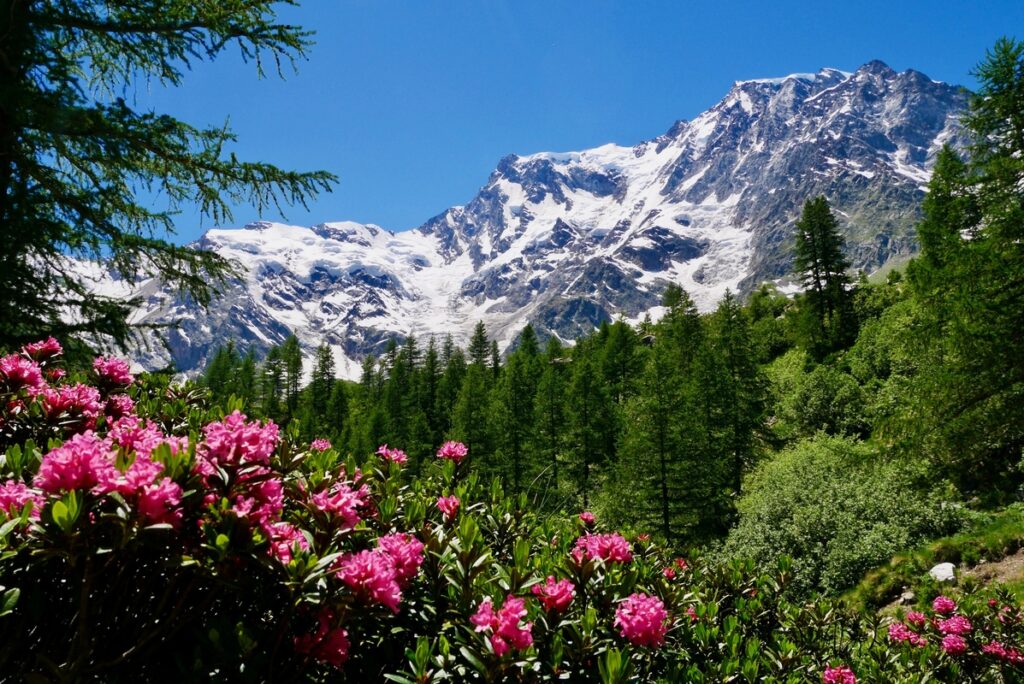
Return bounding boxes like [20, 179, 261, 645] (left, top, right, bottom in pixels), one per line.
[118, 61, 969, 378]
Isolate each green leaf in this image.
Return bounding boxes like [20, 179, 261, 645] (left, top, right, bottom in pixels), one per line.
[0, 587, 20, 616]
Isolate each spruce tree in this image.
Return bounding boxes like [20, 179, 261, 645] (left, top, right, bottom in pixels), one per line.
[533, 338, 567, 502]
[792, 196, 855, 355]
[309, 344, 335, 432]
[281, 336, 303, 419]
[468, 322, 490, 368]
[0, 1, 334, 350]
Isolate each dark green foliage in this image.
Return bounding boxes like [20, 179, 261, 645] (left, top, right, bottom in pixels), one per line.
[0, 1, 334, 351]
[792, 196, 856, 356]
[899, 38, 1024, 489]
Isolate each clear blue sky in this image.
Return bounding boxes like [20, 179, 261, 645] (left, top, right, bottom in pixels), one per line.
[140, 0, 1022, 243]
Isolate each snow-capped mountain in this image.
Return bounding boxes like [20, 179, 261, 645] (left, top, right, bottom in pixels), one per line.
[120, 60, 968, 378]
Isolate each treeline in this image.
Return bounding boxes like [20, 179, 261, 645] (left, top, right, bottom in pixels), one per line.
[201, 39, 1024, 574]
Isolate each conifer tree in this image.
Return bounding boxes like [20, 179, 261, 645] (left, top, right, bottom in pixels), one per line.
[281, 336, 303, 419]
[533, 338, 567, 501]
[260, 345, 284, 421]
[492, 351, 536, 496]
[793, 196, 855, 355]
[468, 322, 490, 368]
[452, 364, 493, 470]
[565, 345, 613, 508]
[0, 1, 334, 350]
[237, 351, 257, 409]
[308, 344, 335, 432]
[326, 381, 349, 444]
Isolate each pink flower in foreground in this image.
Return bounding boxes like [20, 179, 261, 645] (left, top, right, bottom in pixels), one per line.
[34, 432, 119, 494]
[40, 384, 103, 429]
[196, 411, 280, 476]
[231, 471, 284, 527]
[375, 444, 408, 465]
[906, 611, 927, 628]
[574, 532, 632, 564]
[663, 566, 677, 580]
[335, 549, 402, 613]
[436, 440, 468, 463]
[105, 394, 135, 419]
[21, 337, 62, 361]
[531, 576, 575, 613]
[137, 477, 184, 527]
[938, 615, 972, 636]
[377, 532, 424, 586]
[471, 596, 533, 657]
[614, 593, 668, 647]
[932, 595, 957, 615]
[942, 634, 967, 656]
[92, 356, 134, 386]
[822, 665, 856, 684]
[888, 622, 928, 647]
[310, 439, 332, 452]
[312, 481, 370, 530]
[579, 511, 595, 526]
[0, 355, 44, 390]
[686, 605, 698, 622]
[0, 480, 45, 519]
[265, 521, 310, 564]
[294, 609, 349, 668]
[436, 495, 460, 520]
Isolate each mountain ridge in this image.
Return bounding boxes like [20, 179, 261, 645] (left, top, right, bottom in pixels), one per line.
[113, 60, 969, 379]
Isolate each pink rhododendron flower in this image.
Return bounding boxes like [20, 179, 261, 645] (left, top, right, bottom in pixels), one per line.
[266, 521, 310, 564]
[674, 557, 689, 571]
[92, 356, 134, 386]
[906, 611, 927, 627]
[531, 576, 574, 613]
[21, 337, 62, 361]
[942, 634, 967, 656]
[0, 355, 44, 390]
[579, 511, 595, 526]
[312, 481, 370, 530]
[686, 605, 698, 622]
[108, 416, 169, 458]
[231, 471, 284, 527]
[0, 480, 45, 519]
[614, 593, 668, 647]
[471, 596, 533, 657]
[822, 665, 856, 684]
[196, 411, 280, 476]
[663, 566, 677, 580]
[40, 384, 103, 429]
[938, 615, 972, 635]
[294, 609, 349, 667]
[932, 596, 957, 615]
[34, 432, 119, 494]
[137, 477, 184, 527]
[377, 532, 424, 586]
[375, 444, 408, 465]
[335, 549, 402, 613]
[574, 532, 632, 564]
[105, 394, 135, 419]
[436, 495, 460, 520]
[436, 440, 468, 463]
[46, 367, 66, 381]
[310, 439, 332, 452]
[888, 622, 928, 647]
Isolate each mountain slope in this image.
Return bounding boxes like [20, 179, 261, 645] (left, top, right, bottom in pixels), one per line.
[118, 61, 969, 378]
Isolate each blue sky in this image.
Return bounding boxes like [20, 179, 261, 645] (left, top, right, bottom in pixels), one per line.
[140, 0, 1022, 243]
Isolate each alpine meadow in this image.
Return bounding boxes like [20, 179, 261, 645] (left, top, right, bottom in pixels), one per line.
[1, 2, 1024, 682]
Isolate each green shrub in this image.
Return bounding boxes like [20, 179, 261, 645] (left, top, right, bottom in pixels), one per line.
[722, 434, 963, 596]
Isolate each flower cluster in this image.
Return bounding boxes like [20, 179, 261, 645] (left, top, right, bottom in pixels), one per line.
[471, 596, 534, 657]
[614, 593, 668, 647]
[92, 356, 135, 386]
[310, 438, 332, 452]
[573, 532, 632, 564]
[822, 665, 856, 684]
[0, 480, 44, 520]
[436, 494, 459, 520]
[436, 440, 468, 463]
[294, 609, 349, 667]
[375, 444, 409, 465]
[196, 411, 280, 476]
[531, 576, 575, 613]
[334, 533, 424, 613]
[312, 480, 370, 530]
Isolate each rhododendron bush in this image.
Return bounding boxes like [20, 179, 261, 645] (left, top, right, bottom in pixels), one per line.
[1, 341, 1022, 682]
